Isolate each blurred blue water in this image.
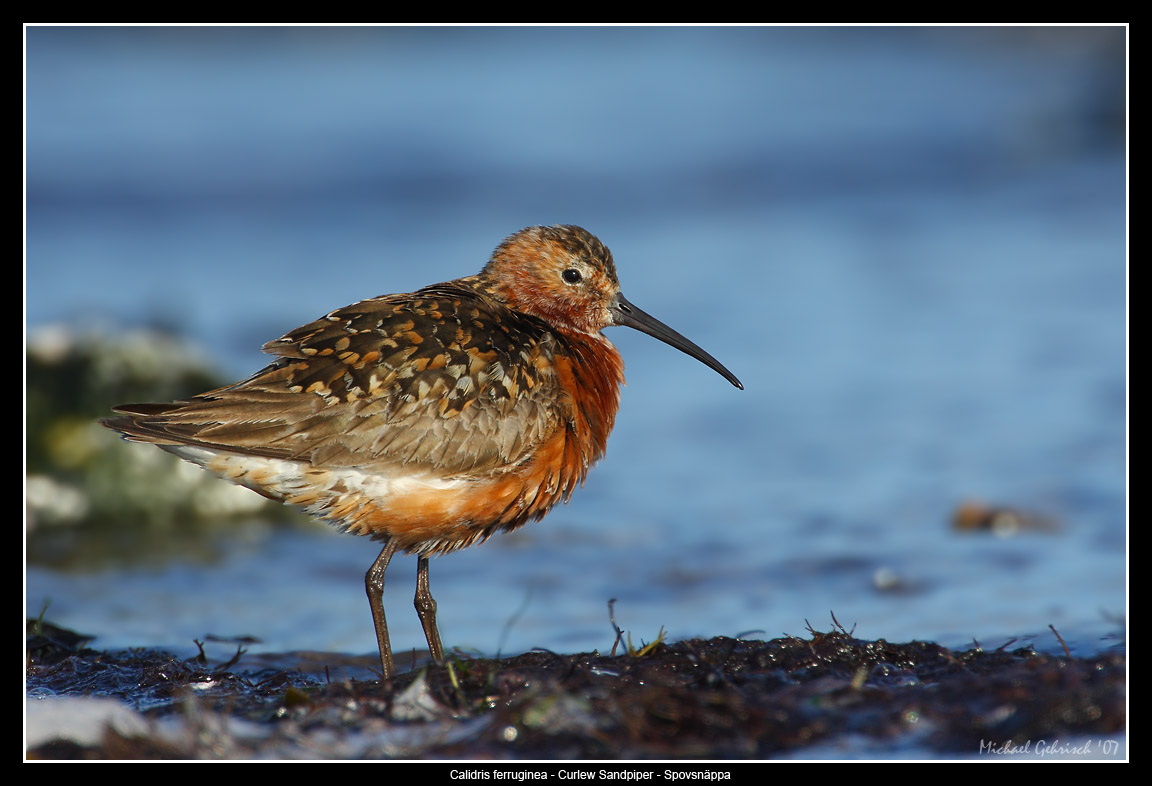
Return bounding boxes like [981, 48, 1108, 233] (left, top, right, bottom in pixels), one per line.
[26, 26, 1126, 668]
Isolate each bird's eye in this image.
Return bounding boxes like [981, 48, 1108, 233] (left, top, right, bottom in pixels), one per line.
[562, 268, 582, 284]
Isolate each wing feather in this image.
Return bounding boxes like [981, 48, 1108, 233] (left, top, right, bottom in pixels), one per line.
[104, 282, 568, 475]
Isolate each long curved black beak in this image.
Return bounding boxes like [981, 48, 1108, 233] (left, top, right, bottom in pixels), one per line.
[611, 294, 743, 390]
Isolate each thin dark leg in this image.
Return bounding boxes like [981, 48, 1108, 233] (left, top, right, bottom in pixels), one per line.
[365, 539, 399, 680]
[414, 555, 445, 664]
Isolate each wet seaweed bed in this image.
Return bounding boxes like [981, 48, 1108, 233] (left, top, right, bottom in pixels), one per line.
[26, 619, 1125, 761]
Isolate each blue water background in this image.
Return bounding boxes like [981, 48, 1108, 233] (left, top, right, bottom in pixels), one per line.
[26, 27, 1126, 667]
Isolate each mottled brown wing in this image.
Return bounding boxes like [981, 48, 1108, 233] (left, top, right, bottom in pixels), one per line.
[105, 282, 567, 474]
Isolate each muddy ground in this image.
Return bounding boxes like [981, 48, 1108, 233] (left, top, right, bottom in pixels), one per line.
[25, 618, 1125, 761]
